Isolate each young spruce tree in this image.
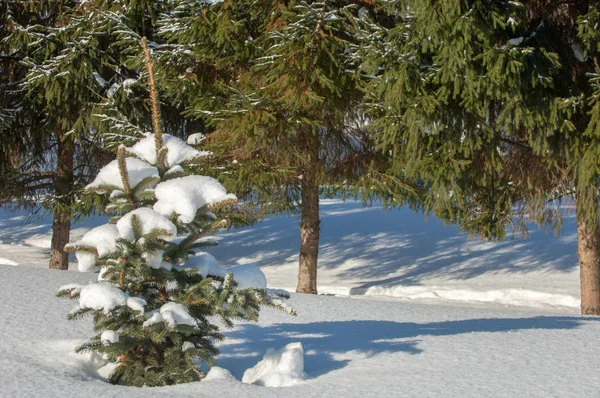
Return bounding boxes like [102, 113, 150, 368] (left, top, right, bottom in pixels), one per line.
[57, 39, 292, 386]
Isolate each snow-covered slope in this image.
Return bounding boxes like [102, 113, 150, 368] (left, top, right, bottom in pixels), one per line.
[0, 199, 581, 310]
[0, 265, 598, 398]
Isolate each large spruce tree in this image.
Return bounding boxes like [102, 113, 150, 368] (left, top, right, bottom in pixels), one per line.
[364, 1, 600, 314]
[155, 0, 413, 293]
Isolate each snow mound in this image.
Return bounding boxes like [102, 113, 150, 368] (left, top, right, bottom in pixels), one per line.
[230, 264, 267, 289]
[79, 283, 128, 314]
[205, 366, 237, 381]
[154, 175, 237, 223]
[86, 157, 158, 191]
[351, 285, 580, 309]
[71, 224, 120, 272]
[116, 208, 177, 242]
[143, 302, 196, 328]
[174, 252, 218, 278]
[242, 342, 308, 387]
[128, 133, 210, 167]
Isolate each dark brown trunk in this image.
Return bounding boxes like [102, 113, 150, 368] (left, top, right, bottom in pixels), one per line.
[296, 133, 320, 294]
[49, 134, 74, 270]
[577, 217, 600, 315]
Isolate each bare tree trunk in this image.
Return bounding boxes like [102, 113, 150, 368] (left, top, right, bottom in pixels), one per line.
[577, 217, 600, 314]
[296, 133, 320, 294]
[49, 135, 74, 270]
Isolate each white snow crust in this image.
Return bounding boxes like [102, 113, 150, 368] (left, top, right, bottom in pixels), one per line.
[173, 252, 217, 278]
[70, 224, 120, 272]
[1, 266, 600, 398]
[182, 341, 195, 352]
[128, 133, 210, 167]
[229, 264, 267, 289]
[153, 175, 237, 223]
[87, 157, 158, 191]
[143, 302, 196, 328]
[79, 283, 128, 314]
[126, 297, 146, 312]
[116, 208, 177, 242]
[100, 330, 119, 345]
[242, 342, 308, 387]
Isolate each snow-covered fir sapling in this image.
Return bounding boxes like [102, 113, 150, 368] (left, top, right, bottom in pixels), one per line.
[57, 38, 294, 387]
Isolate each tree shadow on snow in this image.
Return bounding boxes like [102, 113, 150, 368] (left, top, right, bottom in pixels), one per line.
[217, 316, 592, 379]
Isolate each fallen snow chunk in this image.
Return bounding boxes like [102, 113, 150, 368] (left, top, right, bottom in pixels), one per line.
[100, 330, 119, 345]
[116, 208, 177, 242]
[154, 176, 237, 223]
[205, 366, 236, 381]
[126, 297, 147, 312]
[128, 133, 210, 167]
[174, 252, 218, 278]
[182, 341, 195, 352]
[230, 264, 267, 289]
[79, 283, 128, 314]
[57, 283, 83, 296]
[97, 362, 119, 380]
[242, 342, 308, 387]
[87, 157, 158, 191]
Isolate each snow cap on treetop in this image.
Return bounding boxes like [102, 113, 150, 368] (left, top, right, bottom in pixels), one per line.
[128, 133, 210, 168]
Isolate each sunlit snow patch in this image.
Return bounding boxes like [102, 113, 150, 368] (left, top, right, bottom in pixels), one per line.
[0, 257, 19, 266]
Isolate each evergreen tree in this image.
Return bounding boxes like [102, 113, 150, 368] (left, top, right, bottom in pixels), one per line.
[57, 39, 292, 386]
[364, 1, 600, 314]
[155, 0, 416, 294]
[0, 1, 197, 269]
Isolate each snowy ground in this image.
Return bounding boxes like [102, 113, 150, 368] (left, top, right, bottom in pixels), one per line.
[1, 265, 599, 398]
[0, 199, 581, 310]
[1, 200, 598, 397]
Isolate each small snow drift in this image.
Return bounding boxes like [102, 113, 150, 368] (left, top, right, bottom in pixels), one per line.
[204, 366, 237, 381]
[242, 342, 308, 387]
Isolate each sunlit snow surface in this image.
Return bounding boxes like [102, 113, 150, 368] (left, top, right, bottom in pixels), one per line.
[1, 265, 599, 397]
[0, 199, 582, 309]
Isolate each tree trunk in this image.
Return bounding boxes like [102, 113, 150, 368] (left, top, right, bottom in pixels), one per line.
[49, 134, 74, 270]
[296, 133, 320, 294]
[577, 217, 600, 314]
